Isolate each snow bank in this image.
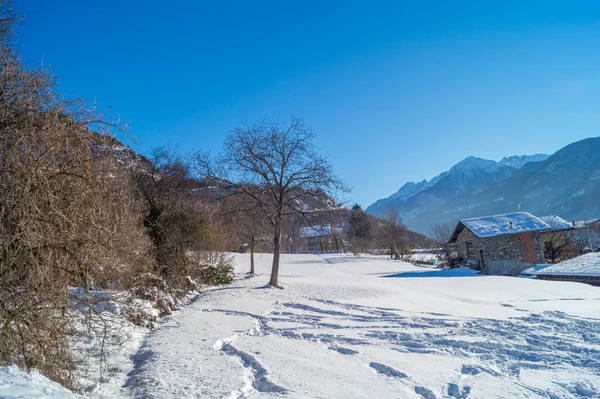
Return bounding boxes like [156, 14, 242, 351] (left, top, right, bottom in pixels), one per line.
[535, 252, 600, 277]
[520, 264, 551, 276]
[0, 366, 80, 399]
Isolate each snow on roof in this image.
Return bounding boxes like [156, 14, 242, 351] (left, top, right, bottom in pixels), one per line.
[299, 225, 333, 239]
[537, 215, 574, 231]
[534, 253, 600, 277]
[460, 212, 551, 238]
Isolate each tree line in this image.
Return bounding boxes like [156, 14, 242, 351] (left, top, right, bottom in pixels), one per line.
[346, 204, 413, 258]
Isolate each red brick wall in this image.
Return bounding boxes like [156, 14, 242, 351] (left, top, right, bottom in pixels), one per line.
[520, 233, 536, 263]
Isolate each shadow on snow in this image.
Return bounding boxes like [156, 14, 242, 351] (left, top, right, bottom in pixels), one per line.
[382, 267, 481, 279]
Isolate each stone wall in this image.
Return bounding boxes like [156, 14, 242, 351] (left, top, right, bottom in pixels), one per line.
[454, 227, 545, 275]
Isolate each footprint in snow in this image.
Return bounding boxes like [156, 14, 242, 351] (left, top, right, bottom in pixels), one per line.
[414, 386, 437, 399]
[460, 364, 500, 377]
[328, 346, 358, 355]
[221, 343, 287, 394]
[369, 362, 408, 378]
[448, 383, 471, 399]
[460, 365, 481, 375]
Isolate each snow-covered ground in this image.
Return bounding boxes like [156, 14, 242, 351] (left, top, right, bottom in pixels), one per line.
[125, 254, 599, 399]
[4, 253, 600, 398]
[0, 366, 81, 399]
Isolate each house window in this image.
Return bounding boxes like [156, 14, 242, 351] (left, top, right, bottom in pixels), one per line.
[466, 241, 475, 259]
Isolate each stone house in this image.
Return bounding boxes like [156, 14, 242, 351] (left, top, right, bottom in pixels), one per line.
[448, 212, 573, 275]
[298, 225, 343, 254]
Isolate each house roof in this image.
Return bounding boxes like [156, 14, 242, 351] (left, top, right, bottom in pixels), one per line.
[299, 225, 333, 239]
[449, 212, 567, 242]
[537, 215, 574, 231]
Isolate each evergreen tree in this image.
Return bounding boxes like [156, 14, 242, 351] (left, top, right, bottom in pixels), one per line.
[347, 204, 372, 253]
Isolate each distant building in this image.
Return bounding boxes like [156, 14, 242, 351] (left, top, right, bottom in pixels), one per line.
[299, 225, 333, 239]
[448, 212, 573, 275]
[571, 218, 600, 252]
[299, 225, 343, 254]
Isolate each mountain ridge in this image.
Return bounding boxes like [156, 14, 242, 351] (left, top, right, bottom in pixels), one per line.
[366, 139, 599, 235]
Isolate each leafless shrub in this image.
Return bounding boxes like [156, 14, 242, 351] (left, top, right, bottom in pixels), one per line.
[542, 231, 578, 263]
[132, 147, 235, 294]
[376, 208, 409, 259]
[219, 192, 272, 273]
[0, 2, 153, 387]
[430, 222, 453, 265]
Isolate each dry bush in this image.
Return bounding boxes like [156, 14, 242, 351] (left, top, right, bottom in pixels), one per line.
[376, 208, 409, 259]
[0, 2, 153, 387]
[133, 148, 235, 294]
[218, 192, 272, 273]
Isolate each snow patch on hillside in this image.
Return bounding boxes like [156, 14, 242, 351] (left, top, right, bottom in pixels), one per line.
[498, 154, 550, 169]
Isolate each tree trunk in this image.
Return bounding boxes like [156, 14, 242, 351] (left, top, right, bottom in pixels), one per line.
[250, 235, 255, 274]
[269, 224, 282, 287]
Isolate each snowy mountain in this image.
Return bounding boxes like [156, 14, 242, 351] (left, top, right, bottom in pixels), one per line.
[498, 154, 550, 169]
[388, 180, 431, 202]
[366, 138, 599, 235]
[366, 156, 518, 224]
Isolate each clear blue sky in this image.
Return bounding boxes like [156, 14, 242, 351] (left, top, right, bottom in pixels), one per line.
[16, 0, 600, 207]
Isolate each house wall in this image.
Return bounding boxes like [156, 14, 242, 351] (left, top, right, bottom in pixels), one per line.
[455, 228, 545, 275]
[298, 235, 343, 254]
[572, 222, 600, 252]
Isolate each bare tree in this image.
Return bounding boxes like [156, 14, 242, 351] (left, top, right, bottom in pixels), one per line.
[377, 208, 408, 259]
[193, 118, 347, 287]
[543, 231, 577, 263]
[430, 222, 452, 264]
[220, 192, 271, 274]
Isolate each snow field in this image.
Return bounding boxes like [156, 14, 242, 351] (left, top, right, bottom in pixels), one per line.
[125, 253, 600, 399]
[2, 253, 599, 398]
